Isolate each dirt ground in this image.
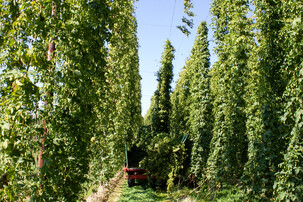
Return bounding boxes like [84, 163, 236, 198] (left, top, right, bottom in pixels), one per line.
[86, 171, 124, 202]
[107, 178, 125, 202]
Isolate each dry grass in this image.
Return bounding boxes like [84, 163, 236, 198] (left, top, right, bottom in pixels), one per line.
[86, 171, 124, 202]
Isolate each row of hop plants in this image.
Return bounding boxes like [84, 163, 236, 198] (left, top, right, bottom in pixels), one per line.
[0, 0, 142, 201]
[140, 0, 302, 201]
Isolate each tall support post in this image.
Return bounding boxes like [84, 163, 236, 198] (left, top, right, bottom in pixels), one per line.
[38, 2, 57, 172]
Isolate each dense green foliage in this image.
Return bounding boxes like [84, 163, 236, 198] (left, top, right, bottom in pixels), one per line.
[168, 69, 190, 187]
[141, 21, 213, 191]
[273, 1, 303, 201]
[139, 40, 182, 190]
[0, 0, 141, 200]
[170, 21, 213, 183]
[151, 40, 175, 134]
[186, 22, 213, 182]
[206, 0, 252, 184]
[170, 69, 190, 144]
[241, 0, 290, 199]
[0, 0, 302, 200]
[148, 0, 302, 200]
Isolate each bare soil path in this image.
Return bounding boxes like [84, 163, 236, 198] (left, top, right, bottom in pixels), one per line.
[107, 177, 125, 202]
[86, 171, 123, 202]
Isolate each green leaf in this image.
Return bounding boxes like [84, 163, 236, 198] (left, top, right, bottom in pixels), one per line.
[15, 80, 23, 86]
[74, 70, 81, 76]
[295, 167, 303, 175]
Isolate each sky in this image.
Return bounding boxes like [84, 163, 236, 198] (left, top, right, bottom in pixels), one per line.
[135, 0, 217, 116]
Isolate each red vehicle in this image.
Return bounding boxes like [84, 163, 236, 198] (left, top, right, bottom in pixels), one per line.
[124, 138, 154, 187]
[124, 167, 148, 187]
